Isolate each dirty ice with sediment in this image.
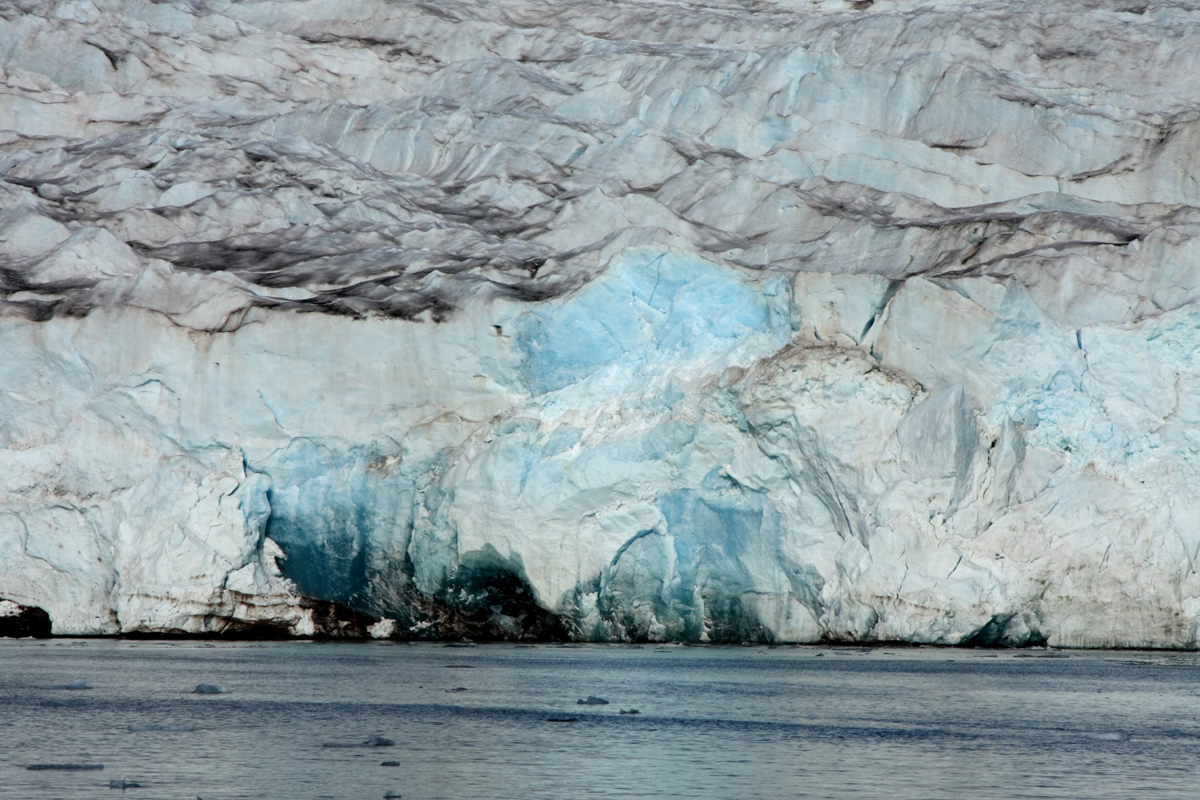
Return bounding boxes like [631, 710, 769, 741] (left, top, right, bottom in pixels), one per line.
[2, 0, 1200, 648]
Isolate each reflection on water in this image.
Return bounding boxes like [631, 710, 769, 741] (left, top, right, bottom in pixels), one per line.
[2, 640, 1199, 799]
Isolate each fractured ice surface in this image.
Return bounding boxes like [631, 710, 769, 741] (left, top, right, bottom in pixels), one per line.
[3, 0, 1200, 646]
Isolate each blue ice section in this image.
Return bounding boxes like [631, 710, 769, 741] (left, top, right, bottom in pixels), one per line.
[592, 478, 775, 641]
[515, 251, 781, 394]
[654, 483, 766, 600]
[256, 439, 413, 609]
[257, 252, 794, 626]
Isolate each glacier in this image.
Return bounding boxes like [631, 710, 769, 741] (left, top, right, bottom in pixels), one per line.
[2, 0, 1200, 646]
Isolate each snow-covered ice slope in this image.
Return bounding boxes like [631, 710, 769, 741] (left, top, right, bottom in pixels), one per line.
[3, 0, 1200, 645]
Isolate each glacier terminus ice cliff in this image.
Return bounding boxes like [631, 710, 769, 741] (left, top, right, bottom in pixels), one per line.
[3, 0, 1200, 647]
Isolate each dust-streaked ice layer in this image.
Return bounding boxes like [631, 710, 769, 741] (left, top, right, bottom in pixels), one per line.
[2, 0, 1200, 646]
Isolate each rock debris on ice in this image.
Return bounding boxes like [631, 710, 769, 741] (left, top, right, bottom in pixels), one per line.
[2, 0, 1200, 647]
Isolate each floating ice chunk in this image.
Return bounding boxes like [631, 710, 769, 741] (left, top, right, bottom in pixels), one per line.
[109, 778, 143, 788]
[577, 696, 609, 705]
[444, 639, 476, 648]
[619, 709, 640, 715]
[42, 698, 88, 707]
[384, 792, 402, 799]
[1086, 732, 1129, 742]
[190, 684, 224, 694]
[50, 679, 92, 690]
[380, 761, 400, 767]
[323, 735, 395, 748]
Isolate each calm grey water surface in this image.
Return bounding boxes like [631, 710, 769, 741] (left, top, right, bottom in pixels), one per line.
[2, 640, 1199, 799]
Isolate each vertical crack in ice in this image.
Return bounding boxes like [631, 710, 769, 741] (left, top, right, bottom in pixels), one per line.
[257, 390, 293, 435]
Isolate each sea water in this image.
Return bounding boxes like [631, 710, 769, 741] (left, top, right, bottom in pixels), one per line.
[1, 640, 1198, 799]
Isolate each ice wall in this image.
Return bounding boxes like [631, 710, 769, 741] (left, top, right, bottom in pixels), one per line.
[2, 0, 1200, 646]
